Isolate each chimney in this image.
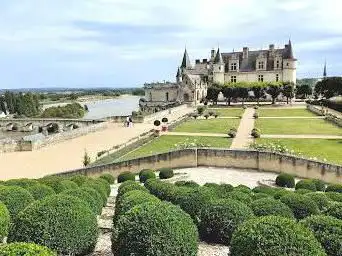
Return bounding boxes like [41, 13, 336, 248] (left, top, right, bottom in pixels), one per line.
[202, 59, 208, 63]
[211, 49, 216, 59]
[195, 59, 200, 64]
[243, 47, 249, 59]
[269, 44, 275, 51]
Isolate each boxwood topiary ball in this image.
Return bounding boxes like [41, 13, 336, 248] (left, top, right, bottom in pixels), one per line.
[198, 199, 254, 245]
[158, 168, 174, 179]
[0, 242, 56, 256]
[275, 173, 295, 188]
[4, 178, 39, 189]
[295, 180, 317, 191]
[251, 198, 294, 218]
[0, 185, 34, 218]
[139, 170, 156, 183]
[39, 176, 73, 193]
[301, 215, 342, 256]
[325, 203, 342, 220]
[8, 194, 98, 255]
[26, 184, 55, 200]
[326, 184, 342, 193]
[280, 193, 319, 220]
[113, 201, 198, 256]
[62, 189, 102, 215]
[82, 179, 108, 205]
[230, 216, 326, 256]
[304, 192, 330, 211]
[0, 202, 10, 241]
[117, 172, 136, 183]
[325, 192, 342, 203]
[99, 173, 115, 184]
[69, 175, 90, 186]
[117, 183, 148, 199]
[80, 187, 104, 214]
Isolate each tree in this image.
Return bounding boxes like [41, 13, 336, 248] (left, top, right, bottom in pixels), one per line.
[252, 85, 266, 105]
[222, 86, 236, 106]
[314, 77, 342, 99]
[266, 84, 282, 104]
[296, 84, 312, 99]
[0, 97, 7, 115]
[282, 83, 295, 104]
[83, 151, 91, 167]
[236, 87, 249, 106]
[206, 84, 222, 105]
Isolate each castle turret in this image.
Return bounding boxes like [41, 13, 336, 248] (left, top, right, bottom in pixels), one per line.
[212, 48, 224, 84]
[176, 67, 181, 83]
[282, 39, 297, 84]
[180, 48, 191, 70]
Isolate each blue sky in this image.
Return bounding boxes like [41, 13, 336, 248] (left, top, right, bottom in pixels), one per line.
[0, 0, 341, 89]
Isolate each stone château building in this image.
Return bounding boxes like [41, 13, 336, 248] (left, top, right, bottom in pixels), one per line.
[141, 40, 297, 110]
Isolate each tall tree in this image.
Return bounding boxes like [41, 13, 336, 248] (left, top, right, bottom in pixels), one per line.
[296, 84, 312, 99]
[252, 85, 266, 105]
[282, 83, 295, 104]
[266, 84, 282, 104]
[206, 84, 222, 105]
[222, 86, 236, 106]
[236, 87, 249, 106]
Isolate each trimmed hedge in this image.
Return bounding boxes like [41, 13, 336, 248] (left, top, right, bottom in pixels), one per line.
[158, 168, 174, 179]
[325, 192, 342, 203]
[99, 173, 115, 184]
[113, 201, 198, 256]
[0, 202, 10, 241]
[26, 184, 55, 200]
[39, 177, 71, 193]
[305, 192, 330, 211]
[295, 189, 312, 194]
[139, 169, 156, 183]
[280, 193, 320, 219]
[82, 179, 108, 205]
[198, 199, 254, 245]
[117, 172, 135, 183]
[325, 203, 342, 220]
[250, 198, 294, 218]
[275, 173, 295, 188]
[4, 179, 38, 189]
[227, 191, 253, 205]
[96, 178, 111, 196]
[69, 175, 90, 186]
[117, 183, 147, 199]
[312, 179, 326, 192]
[295, 179, 317, 191]
[301, 215, 342, 256]
[252, 192, 272, 200]
[62, 189, 102, 214]
[8, 194, 98, 255]
[234, 185, 252, 194]
[0, 242, 56, 256]
[230, 216, 326, 256]
[252, 186, 279, 196]
[204, 183, 234, 199]
[175, 180, 200, 188]
[273, 189, 293, 200]
[80, 187, 104, 214]
[326, 184, 342, 193]
[0, 186, 34, 218]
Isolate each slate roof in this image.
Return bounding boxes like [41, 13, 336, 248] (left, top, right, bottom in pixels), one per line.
[181, 49, 191, 69]
[214, 48, 224, 64]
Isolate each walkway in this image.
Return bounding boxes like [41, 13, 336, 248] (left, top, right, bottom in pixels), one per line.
[165, 132, 228, 137]
[230, 108, 255, 149]
[261, 134, 342, 139]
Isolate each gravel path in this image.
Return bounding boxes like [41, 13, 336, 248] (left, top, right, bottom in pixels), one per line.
[261, 134, 342, 139]
[165, 132, 229, 137]
[230, 108, 255, 149]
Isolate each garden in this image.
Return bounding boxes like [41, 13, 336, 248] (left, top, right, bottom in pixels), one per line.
[173, 119, 240, 134]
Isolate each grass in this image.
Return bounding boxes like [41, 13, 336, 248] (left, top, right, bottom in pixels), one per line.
[118, 135, 232, 162]
[173, 118, 240, 134]
[257, 138, 342, 165]
[207, 108, 244, 117]
[255, 118, 342, 135]
[257, 108, 318, 117]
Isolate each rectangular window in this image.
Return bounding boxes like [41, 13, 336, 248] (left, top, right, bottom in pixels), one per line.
[276, 74, 279, 82]
[231, 76, 237, 83]
[258, 61, 264, 69]
[276, 60, 280, 69]
[258, 75, 264, 82]
[231, 63, 237, 71]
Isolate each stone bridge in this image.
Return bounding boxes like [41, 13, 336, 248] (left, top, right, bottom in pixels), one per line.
[0, 118, 104, 133]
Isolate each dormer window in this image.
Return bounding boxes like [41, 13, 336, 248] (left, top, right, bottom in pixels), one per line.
[258, 61, 264, 69]
[231, 63, 237, 71]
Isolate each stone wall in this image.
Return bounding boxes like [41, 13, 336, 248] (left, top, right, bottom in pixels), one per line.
[144, 105, 190, 124]
[57, 148, 342, 184]
[307, 104, 324, 116]
[307, 104, 342, 127]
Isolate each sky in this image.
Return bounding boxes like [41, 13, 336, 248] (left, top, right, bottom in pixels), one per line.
[0, 0, 341, 89]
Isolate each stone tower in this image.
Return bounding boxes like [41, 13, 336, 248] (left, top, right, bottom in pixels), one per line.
[212, 48, 224, 84]
[282, 39, 297, 83]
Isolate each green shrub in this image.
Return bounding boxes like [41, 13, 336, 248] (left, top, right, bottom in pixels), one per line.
[295, 179, 317, 191]
[326, 184, 342, 193]
[8, 195, 98, 255]
[4, 179, 38, 188]
[59, 180, 78, 190]
[139, 169, 156, 183]
[228, 191, 253, 205]
[251, 128, 260, 138]
[99, 173, 115, 184]
[69, 175, 90, 186]
[117, 180, 136, 191]
[0, 186, 34, 218]
[273, 189, 293, 199]
[62, 189, 102, 215]
[39, 176, 71, 193]
[301, 215, 342, 256]
[250, 198, 294, 218]
[252, 192, 271, 200]
[95, 178, 111, 196]
[158, 168, 174, 179]
[275, 173, 295, 188]
[326, 192, 342, 202]
[0, 202, 10, 241]
[82, 179, 108, 205]
[80, 187, 103, 214]
[26, 184, 55, 200]
[280, 193, 320, 219]
[0, 242, 56, 256]
[312, 179, 326, 191]
[197, 106, 205, 115]
[113, 201, 198, 256]
[117, 183, 148, 199]
[117, 171, 136, 183]
[325, 203, 342, 220]
[204, 183, 234, 198]
[234, 185, 252, 194]
[305, 192, 330, 211]
[174, 180, 199, 188]
[230, 216, 326, 256]
[198, 199, 254, 245]
[252, 186, 279, 196]
[295, 189, 312, 194]
[228, 128, 237, 138]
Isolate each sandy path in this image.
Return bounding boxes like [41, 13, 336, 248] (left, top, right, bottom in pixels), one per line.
[230, 108, 255, 149]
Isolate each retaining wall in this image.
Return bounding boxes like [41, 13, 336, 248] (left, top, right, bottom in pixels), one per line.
[58, 148, 342, 184]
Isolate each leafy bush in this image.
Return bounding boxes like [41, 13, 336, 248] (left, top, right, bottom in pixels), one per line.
[153, 120, 161, 126]
[253, 192, 271, 200]
[26, 184, 55, 200]
[117, 171, 136, 183]
[62, 189, 102, 215]
[117, 180, 136, 191]
[158, 168, 174, 179]
[139, 169, 156, 183]
[80, 187, 104, 214]
[161, 117, 168, 123]
[39, 176, 70, 193]
[251, 128, 260, 138]
[204, 183, 234, 199]
[113, 201, 198, 256]
[69, 175, 90, 186]
[228, 191, 253, 205]
[204, 113, 210, 119]
[95, 178, 111, 196]
[0, 202, 10, 241]
[301, 215, 342, 256]
[253, 112, 259, 119]
[305, 192, 330, 211]
[8, 195, 98, 255]
[208, 111, 215, 116]
[250, 198, 294, 218]
[326, 192, 342, 202]
[326, 184, 342, 193]
[82, 179, 108, 206]
[4, 178, 38, 188]
[228, 128, 237, 138]
[295, 189, 312, 194]
[175, 180, 199, 188]
[252, 186, 278, 196]
[295, 179, 317, 191]
[275, 173, 295, 188]
[0, 243, 56, 256]
[325, 203, 342, 220]
[117, 183, 148, 199]
[230, 216, 326, 256]
[312, 179, 326, 191]
[0, 186, 34, 218]
[273, 189, 293, 199]
[197, 106, 205, 115]
[198, 199, 254, 245]
[280, 193, 320, 219]
[99, 173, 115, 184]
[192, 113, 199, 119]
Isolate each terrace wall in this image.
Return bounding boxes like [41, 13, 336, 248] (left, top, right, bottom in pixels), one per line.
[58, 148, 342, 184]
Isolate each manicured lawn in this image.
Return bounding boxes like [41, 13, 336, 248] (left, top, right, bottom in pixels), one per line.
[173, 119, 241, 134]
[119, 135, 232, 161]
[209, 108, 244, 117]
[257, 108, 318, 117]
[255, 118, 342, 135]
[257, 138, 342, 165]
